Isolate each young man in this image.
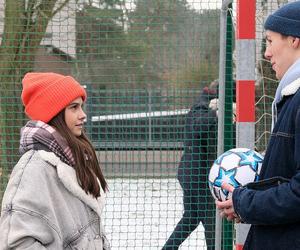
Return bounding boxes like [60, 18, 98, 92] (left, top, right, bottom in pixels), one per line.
[216, 1, 300, 250]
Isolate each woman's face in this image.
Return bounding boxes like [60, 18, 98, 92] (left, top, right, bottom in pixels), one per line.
[64, 97, 86, 136]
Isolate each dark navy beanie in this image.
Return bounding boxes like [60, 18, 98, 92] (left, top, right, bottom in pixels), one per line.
[264, 1, 300, 38]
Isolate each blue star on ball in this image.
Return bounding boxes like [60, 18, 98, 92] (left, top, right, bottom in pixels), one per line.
[214, 167, 240, 196]
[238, 150, 263, 172]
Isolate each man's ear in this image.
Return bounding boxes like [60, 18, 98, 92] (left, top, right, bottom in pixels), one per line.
[291, 37, 300, 49]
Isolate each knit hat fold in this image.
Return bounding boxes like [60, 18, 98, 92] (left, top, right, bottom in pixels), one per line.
[22, 72, 87, 123]
[264, 1, 300, 38]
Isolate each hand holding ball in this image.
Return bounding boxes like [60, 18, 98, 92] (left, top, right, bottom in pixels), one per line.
[209, 148, 263, 201]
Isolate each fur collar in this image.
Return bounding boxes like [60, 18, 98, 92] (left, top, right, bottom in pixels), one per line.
[37, 150, 106, 218]
[281, 77, 300, 97]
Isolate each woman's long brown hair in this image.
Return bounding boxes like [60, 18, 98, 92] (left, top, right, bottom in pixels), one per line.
[49, 111, 108, 198]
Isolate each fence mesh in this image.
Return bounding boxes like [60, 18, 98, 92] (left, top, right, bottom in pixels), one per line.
[0, 0, 282, 249]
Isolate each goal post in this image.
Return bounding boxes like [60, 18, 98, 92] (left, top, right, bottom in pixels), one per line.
[235, 0, 256, 249]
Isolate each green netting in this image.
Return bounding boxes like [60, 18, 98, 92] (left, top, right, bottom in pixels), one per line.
[0, 0, 280, 249]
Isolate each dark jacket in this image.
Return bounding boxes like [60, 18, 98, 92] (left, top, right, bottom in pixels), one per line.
[177, 90, 218, 192]
[233, 86, 300, 250]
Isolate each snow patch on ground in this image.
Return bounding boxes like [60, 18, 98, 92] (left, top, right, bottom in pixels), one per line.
[103, 178, 206, 249]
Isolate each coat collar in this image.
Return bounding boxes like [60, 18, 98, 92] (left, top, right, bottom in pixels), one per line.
[37, 150, 106, 218]
[281, 77, 300, 97]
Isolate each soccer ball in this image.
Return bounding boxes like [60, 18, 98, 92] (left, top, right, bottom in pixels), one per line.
[208, 148, 264, 201]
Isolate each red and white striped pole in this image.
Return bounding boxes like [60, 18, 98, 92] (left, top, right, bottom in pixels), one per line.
[235, 0, 256, 249]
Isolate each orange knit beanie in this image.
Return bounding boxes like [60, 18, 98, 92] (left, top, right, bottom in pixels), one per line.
[21, 72, 87, 123]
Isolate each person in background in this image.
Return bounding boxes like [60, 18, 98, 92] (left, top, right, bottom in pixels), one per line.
[0, 72, 110, 249]
[162, 80, 219, 250]
[216, 2, 300, 250]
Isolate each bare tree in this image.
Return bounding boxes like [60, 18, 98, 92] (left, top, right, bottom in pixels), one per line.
[0, 0, 71, 200]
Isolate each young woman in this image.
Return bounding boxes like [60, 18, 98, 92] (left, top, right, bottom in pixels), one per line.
[0, 72, 110, 249]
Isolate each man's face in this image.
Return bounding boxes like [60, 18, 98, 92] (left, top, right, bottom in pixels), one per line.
[264, 30, 297, 80]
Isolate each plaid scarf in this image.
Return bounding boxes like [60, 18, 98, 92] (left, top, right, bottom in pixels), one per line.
[19, 120, 75, 166]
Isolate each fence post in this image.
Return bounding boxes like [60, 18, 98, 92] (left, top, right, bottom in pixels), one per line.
[235, 0, 256, 249]
[223, 2, 234, 249]
[216, 1, 233, 249]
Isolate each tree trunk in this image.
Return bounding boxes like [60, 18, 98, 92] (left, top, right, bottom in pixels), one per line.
[0, 0, 70, 203]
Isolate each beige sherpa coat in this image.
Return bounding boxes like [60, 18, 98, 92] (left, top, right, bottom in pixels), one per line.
[0, 150, 110, 250]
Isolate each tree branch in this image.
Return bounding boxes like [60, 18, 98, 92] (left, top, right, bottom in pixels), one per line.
[52, 0, 72, 17]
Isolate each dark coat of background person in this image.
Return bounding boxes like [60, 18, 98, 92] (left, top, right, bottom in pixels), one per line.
[162, 86, 218, 250]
